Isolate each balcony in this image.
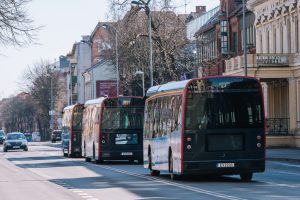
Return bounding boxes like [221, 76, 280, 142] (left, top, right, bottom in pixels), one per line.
[224, 53, 295, 75]
[256, 54, 290, 67]
[266, 118, 290, 135]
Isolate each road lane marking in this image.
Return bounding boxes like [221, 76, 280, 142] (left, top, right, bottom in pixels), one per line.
[272, 162, 300, 168]
[92, 164, 246, 200]
[276, 171, 300, 177]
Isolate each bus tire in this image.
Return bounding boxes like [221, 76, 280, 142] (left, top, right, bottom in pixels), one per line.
[150, 169, 160, 176]
[170, 173, 179, 181]
[85, 157, 91, 162]
[92, 142, 95, 160]
[148, 146, 152, 170]
[168, 149, 173, 173]
[240, 173, 253, 182]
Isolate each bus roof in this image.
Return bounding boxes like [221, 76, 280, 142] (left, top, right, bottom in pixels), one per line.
[63, 104, 83, 112]
[63, 104, 76, 111]
[146, 79, 190, 97]
[84, 97, 106, 106]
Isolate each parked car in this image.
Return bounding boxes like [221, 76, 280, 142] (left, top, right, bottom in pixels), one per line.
[3, 132, 28, 152]
[0, 130, 6, 144]
[61, 132, 70, 156]
[51, 130, 62, 143]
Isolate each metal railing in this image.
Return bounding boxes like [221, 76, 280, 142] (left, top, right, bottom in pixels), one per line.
[266, 118, 290, 135]
[257, 54, 290, 67]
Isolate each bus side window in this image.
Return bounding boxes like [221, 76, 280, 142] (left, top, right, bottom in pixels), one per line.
[170, 96, 176, 132]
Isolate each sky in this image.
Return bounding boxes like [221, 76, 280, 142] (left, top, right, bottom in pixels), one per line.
[0, 0, 219, 99]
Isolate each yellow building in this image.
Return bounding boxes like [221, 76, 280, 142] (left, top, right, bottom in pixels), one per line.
[224, 0, 300, 147]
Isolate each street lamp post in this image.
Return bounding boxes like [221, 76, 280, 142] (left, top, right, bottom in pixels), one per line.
[102, 24, 119, 96]
[135, 70, 145, 96]
[131, 0, 153, 86]
[243, 0, 248, 76]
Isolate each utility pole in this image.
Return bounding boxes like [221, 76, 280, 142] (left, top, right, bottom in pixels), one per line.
[243, 0, 248, 76]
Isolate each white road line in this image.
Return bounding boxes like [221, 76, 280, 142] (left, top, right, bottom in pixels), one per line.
[72, 190, 84, 193]
[272, 162, 300, 168]
[77, 193, 89, 196]
[81, 196, 94, 199]
[95, 164, 246, 200]
[276, 171, 300, 177]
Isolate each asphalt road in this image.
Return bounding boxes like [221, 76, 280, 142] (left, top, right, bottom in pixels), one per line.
[0, 142, 299, 200]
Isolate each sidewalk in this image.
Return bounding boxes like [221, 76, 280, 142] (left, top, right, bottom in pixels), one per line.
[267, 148, 300, 163]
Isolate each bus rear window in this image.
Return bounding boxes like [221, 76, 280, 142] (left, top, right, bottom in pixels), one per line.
[185, 92, 264, 131]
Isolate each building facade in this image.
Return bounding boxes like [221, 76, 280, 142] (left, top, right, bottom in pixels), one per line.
[224, 0, 300, 147]
[67, 36, 92, 105]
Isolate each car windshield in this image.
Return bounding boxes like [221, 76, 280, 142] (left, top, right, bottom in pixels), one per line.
[0, 132, 4, 136]
[7, 134, 25, 140]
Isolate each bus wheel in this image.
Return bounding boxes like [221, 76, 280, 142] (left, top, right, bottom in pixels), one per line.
[168, 150, 173, 173]
[85, 157, 91, 162]
[150, 169, 160, 176]
[170, 173, 179, 181]
[240, 173, 253, 182]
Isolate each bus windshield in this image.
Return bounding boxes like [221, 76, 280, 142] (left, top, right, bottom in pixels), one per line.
[185, 91, 264, 131]
[101, 107, 144, 130]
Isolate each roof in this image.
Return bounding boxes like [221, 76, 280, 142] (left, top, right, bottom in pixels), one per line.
[63, 105, 76, 111]
[146, 80, 191, 97]
[194, 10, 220, 36]
[84, 97, 106, 106]
[63, 104, 83, 112]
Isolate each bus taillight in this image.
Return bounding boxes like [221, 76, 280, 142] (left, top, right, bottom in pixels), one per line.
[101, 134, 106, 144]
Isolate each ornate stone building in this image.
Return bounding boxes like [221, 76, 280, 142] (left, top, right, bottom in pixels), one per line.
[224, 0, 300, 147]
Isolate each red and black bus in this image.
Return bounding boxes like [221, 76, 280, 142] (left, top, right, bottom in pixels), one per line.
[82, 96, 145, 163]
[62, 104, 84, 157]
[143, 76, 265, 181]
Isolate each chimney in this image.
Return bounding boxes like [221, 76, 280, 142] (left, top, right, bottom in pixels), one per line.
[196, 6, 206, 15]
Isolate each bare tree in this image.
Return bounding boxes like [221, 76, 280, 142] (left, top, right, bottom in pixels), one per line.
[107, 0, 189, 95]
[21, 60, 64, 140]
[0, 0, 38, 47]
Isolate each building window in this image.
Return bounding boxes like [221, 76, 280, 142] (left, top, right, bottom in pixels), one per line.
[220, 20, 228, 54]
[232, 32, 237, 53]
[273, 25, 276, 53]
[296, 17, 299, 53]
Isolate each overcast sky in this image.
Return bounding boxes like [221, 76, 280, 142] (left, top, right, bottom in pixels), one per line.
[0, 0, 219, 99]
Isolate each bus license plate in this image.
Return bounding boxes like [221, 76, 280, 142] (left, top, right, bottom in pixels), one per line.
[121, 152, 133, 156]
[217, 163, 235, 168]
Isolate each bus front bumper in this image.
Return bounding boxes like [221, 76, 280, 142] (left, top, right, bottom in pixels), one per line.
[183, 159, 265, 175]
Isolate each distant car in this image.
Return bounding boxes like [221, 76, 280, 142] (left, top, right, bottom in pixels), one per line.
[24, 132, 32, 142]
[3, 132, 28, 152]
[61, 132, 70, 156]
[51, 130, 62, 143]
[0, 130, 6, 144]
